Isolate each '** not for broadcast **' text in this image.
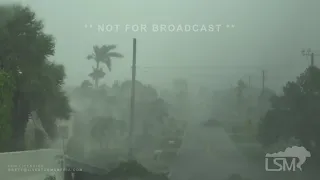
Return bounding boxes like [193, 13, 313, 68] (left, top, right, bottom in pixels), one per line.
[84, 24, 235, 33]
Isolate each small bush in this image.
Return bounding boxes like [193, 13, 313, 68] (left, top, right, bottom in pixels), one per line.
[44, 174, 56, 180]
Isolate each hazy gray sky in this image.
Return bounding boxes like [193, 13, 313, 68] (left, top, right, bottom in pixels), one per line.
[4, 0, 320, 92]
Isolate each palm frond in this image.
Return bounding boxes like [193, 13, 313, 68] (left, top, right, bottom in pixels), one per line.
[89, 67, 106, 79]
[101, 44, 117, 53]
[94, 45, 109, 62]
[90, 45, 122, 69]
[106, 52, 123, 58]
[87, 54, 95, 60]
[88, 71, 94, 78]
[105, 57, 111, 71]
[93, 45, 100, 55]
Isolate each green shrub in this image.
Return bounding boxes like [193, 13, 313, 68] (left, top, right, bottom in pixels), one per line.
[0, 70, 15, 147]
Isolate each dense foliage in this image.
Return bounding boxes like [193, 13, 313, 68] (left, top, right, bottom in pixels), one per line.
[258, 66, 320, 161]
[0, 70, 15, 147]
[70, 79, 170, 152]
[0, 4, 71, 151]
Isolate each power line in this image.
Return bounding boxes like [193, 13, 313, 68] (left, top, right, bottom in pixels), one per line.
[118, 63, 300, 91]
[302, 48, 320, 67]
[135, 64, 292, 69]
[135, 67, 293, 75]
[136, 71, 295, 78]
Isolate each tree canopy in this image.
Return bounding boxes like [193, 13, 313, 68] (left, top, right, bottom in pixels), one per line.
[0, 4, 71, 150]
[258, 66, 320, 160]
[0, 70, 15, 148]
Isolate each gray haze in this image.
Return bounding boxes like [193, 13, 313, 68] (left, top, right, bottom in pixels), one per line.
[1, 1, 320, 180]
[5, 0, 320, 91]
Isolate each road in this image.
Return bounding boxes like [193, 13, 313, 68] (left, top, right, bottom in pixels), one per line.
[168, 123, 264, 180]
[2, 122, 315, 180]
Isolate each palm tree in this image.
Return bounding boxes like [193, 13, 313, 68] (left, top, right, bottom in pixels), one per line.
[87, 45, 123, 88]
[88, 67, 106, 87]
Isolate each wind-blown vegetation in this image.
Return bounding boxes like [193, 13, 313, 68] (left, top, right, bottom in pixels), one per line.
[86, 45, 123, 88]
[1, 3, 319, 180]
[0, 70, 15, 150]
[0, 4, 71, 151]
[258, 66, 320, 163]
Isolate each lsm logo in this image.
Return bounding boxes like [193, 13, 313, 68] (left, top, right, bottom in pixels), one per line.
[265, 146, 311, 172]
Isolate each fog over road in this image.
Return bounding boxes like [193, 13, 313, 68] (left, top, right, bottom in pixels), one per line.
[2, 123, 263, 180]
[168, 123, 264, 180]
[2, 122, 315, 180]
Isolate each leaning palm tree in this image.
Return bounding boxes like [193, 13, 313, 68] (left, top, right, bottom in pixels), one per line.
[87, 45, 123, 88]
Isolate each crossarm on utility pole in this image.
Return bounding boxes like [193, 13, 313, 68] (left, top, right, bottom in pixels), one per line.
[302, 49, 320, 67]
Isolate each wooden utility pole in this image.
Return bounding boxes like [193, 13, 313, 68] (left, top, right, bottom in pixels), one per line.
[128, 38, 137, 159]
[311, 52, 314, 66]
[302, 48, 320, 67]
[248, 75, 251, 88]
[261, 70, 265, 95]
